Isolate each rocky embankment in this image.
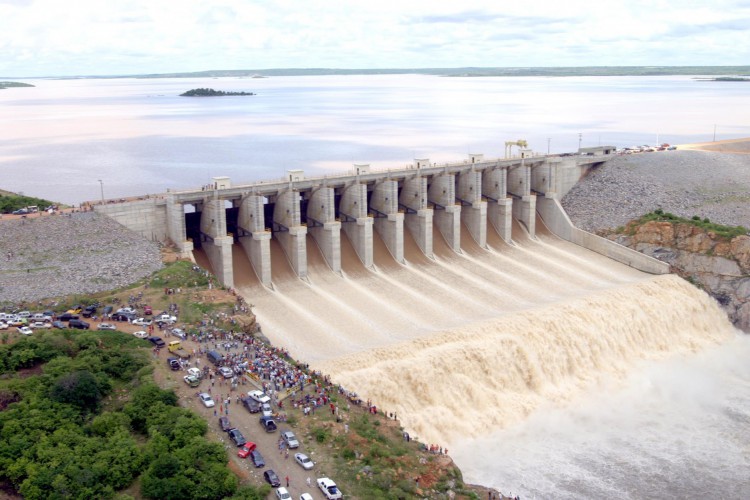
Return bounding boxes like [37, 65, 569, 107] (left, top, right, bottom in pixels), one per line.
[562, 147, 750, 331]
[0, 212, 162, 304]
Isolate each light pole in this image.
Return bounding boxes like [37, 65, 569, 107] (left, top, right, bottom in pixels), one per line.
[578, 133, 582, 151]
[98, 179, 104, 204]
[547, 137, 551, 155]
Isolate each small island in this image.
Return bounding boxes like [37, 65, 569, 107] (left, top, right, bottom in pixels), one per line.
[0, 81, 34, 90]
[179, 88, 255, 96]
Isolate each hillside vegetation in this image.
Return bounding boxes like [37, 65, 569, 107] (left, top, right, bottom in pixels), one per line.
[0, 82, 34, 89]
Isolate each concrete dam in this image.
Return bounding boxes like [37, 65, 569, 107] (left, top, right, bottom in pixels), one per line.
[94, 147, 668, 288]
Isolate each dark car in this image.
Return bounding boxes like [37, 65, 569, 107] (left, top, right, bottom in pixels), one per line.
[148, 336, 166, 348]
[227, 428, 246, 447]
[68, 319, 90, 330]
[82, 305, 97, 317]
[259, 416, 277, 433]
[263, 469, 281, 487]
[219, 416, 231, 432]
[111, 312, 136, 322]
[167, 357, 180, 371]
[58, 312, 79, 322]
[242, 396, 261, 413]
[51, 321, 66, 329]
[250, 450, 265, 468]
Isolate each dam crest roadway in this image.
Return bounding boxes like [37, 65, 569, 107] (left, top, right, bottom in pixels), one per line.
[93, 146, 669, 289]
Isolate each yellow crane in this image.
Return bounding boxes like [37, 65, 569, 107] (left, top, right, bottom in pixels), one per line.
[504, 139, 528, 158]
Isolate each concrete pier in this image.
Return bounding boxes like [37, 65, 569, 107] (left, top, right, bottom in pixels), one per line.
[507, 161, 536, 237]
[199, 197, 234, 288]
[273, 190, 308, 279]
[399, 174, 433, 258]
[166, 194, 194, 256]
[340, 182, 374, 268]
[238, 194, 272, 286]
[457, 169, 487, 248]
[428, 173, 461, 252]
[370, 180, 404, 264]
[482, 166, 513, 244]
[306, 187, 341, 273]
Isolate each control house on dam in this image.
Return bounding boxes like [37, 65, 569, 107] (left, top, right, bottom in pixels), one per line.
[95, 147, 667, 289]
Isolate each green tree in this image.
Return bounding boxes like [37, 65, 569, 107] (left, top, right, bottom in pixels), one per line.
[49, 370, 107, 411]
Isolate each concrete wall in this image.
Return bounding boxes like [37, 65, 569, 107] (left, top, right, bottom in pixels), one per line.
[95, 198, 168, 242]
[482, 167, 513, 243]
[340, 183, 374, 268]
[458, 170, 487, 248]
[537, 196, 670, 274]
[428, 174, 461, 252]
[199, 197, 234, 287]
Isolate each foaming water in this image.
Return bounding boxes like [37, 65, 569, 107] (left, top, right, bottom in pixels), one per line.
[234, 228, 741, 498]
[452, 334, 750, 499]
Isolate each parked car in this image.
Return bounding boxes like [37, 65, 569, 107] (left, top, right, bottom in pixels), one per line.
[281, 430, 299, 448]
[171, 328, 186, 339]
[66, 305, 82, 314]
[132, 317, 152, 326]
[275, 487, 291, 500]
[264, 470, 281, 488]
[219, 417, 232, 432]
[317, 478, 343, 500]
[241, 396, 261, 413]
[97, 323, 116, 330]
[187, 367, 202, 379]
[207, 350, 223, 365]
[116, 307, 137, 315]
[147, 336, 166, 348]
[51, 321, 66, 329]
[57, 312, 79, 322]
[250, 450, 265, 468]
[155, 313, 177, 324]
[17, 326, 33, 335]
[68, 319, 90, 330]
[102, 305, 113, 316]
[300, 494, 314, 500]
[237, 442, 257, 458]
[219, 366, 234, 379]
[248, 390, 271, 404]
[198, 393, 215, 408]
[227, 428, 246, 447]
[133, 330, 148, 339]
[167, 357, 180, 371]
[82, 305, 97, 317]
[29, 321, 50, 329]
[143, 305, 153, 315]
[294, 453, 314, 470]
[259, 416, 277, 433]
[0, 322, 7, 330]
[110, 312, 135, 322]
[183, 375, 200, 387]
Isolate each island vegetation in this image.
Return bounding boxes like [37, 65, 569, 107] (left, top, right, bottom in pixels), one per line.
[0, 82, 34, 90]
[180, 88, 255, 97]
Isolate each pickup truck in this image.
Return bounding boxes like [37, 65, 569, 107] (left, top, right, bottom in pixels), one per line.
[167, 340, 190, 358]
[183, 375, 200, 387]
[317, 478, 343, 499]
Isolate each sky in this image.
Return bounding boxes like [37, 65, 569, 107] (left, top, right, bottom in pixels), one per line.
[1, 0, 749, 77]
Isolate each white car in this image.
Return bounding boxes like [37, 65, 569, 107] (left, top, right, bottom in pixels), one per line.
[261, 403, 273, 417]
[198, 393, 215, 408]
[275, 487, 291, 500]
[187, 367, 202, 379]
[97, 323, 117, 330]
[317, 478, 342, 500]
[299, 494, 314, 500]
[171, 328, 186, 339]
[132, 331, 148, 339]
[248, 390, 271, 404]
[0, 322, 7, 330]
[132, 317, 152, 326]
[219, 366, 234, 379]
[294, 453, 314, 470]
[116, 307, 137, 315]
[281, 430, 299, 448]
[30, 322, 50, 329]
[17, 326, 33, 335]
[155, 314, 177, 324]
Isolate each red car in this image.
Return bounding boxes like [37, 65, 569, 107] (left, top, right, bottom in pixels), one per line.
[144, 305, 153, 315]
[237, 442, 257, 458]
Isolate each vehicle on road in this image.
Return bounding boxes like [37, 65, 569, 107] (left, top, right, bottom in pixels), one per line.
[132, 317, 152, 326]
[187, 367, 202, 379]
[317, 477, 342, 499]
[167, 357, 180, 371]
[250, 450, 265, 468]
[183, 375, 200, 387]
[167, 340, 190, 358]
[299, 494, 314, 500]
[237, 442, 257, 458]
[219, 416, 232, 432]
[17, 326, 33, 335]
[116, 307, 137, 315]
[65, 306, 82, 314]
[133, 331, 148, 339]
[248, 390, 271, 404]
[68, 319, 90, 330]
[97, 323, 116, 330]
[82, 305, 97, 317]
[281, 430, 299, 448]
[198, 393, 215, 408]
[261, 403, 273, 417]
[110, 312, 135, 322]
[143, 305, 153, 315]
[147, 336, 166, 348]
[0, 322, 7, 330]
[264, 470, 281, 488]
[219, 366, 234, 379]
[207, 350, 223, 365]
[275, 487, 291, 500]
[259, 416, 277, 433]
[241, 396, 261, 413]
[51, 321, 66, 329]
[294, 453, 314, 470]
[155, 313, 177, 324]
[57, 313, 79, 322]
[29, 321, 50, 329]
[227, 428, 247, 447]
[171, 328, 186, 339]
